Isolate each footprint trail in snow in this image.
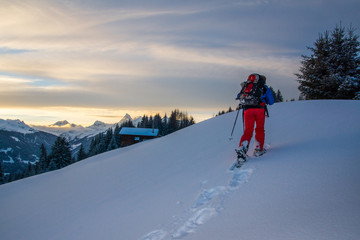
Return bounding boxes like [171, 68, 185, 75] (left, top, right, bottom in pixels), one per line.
[140, 167, 254, 240]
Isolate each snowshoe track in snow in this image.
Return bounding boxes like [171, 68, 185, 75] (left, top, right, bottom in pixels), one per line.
[140, 167, 254, 240]
[141, 230, 167, 240]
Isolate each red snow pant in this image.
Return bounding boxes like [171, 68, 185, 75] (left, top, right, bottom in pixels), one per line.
[239, 108, 265, 150]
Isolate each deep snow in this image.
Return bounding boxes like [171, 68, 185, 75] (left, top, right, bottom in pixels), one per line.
[0, 100, 360, 240]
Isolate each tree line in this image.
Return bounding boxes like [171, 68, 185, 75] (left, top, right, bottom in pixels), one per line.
[82, 109, 194, 160]
[1, 109, 195, 184]
[1, 137, 74, 183]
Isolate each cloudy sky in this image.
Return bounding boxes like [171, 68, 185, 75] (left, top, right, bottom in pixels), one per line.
[1, 0, 359, 125]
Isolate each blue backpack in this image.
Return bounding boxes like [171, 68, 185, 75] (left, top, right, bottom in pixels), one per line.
[262, 86, 275, 105]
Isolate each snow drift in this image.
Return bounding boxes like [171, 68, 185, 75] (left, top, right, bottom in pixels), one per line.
[0, 100, 360, 240]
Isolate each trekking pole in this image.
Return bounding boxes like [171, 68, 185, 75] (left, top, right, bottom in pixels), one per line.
[229, 104, 241, 141]
[242, 107, 245, 133]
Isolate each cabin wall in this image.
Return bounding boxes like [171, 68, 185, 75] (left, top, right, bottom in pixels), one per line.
[120, 135, 157, 147]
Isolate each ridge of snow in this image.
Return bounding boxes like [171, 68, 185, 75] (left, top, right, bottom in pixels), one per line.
[1, 100, 359, 240]
[0, 119, 38, 134]
[89, 120, 107, 128]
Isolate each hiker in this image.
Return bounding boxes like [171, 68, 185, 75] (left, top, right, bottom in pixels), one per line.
[235, 73, 274, 158]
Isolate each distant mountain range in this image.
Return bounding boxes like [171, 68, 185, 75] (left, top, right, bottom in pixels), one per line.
[31, 113, 142, 140]
[0, 114, 141, 175]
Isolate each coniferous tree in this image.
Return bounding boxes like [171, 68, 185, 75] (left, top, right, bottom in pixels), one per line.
[188, 116, 195, 126]
[333, 25, 360, 98]
[113, 124, 122, 147]
[139, 115, 149, 128]
[107, 134, 119, 151]
[6, 173, 13, 183]
[97, 134, 108, 154]
[148, 116, 153, 128]
[297, 31, 333, 99]
[88, 133, 103, 157]
[77, 144, 87, 161]
[121, 120, 134, 128]
[167, 109, 194, 134]
[38, 144, 48, 173]
[161, 113, 169, 136]
[48, 159, 57, 171]
[24, 163, 35, 178]
[34, 162, 40, 175]
[168, 109, 179, 134]
[49, 137, 72, 169]
[296, 23, 360, 99]
[276, 90, 284, 102]
[102, 128, 113, 152]
[153, 114, 163, 135]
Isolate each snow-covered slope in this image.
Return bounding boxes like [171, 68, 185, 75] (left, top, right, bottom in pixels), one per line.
[0, 119, 38, 134]
[0, 100, 359, 240]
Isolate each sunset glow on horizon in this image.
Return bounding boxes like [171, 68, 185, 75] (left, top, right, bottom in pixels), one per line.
[1, 0, 359, 125]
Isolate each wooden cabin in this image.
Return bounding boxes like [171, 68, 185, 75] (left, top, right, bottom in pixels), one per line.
[119, 127, 159, 147]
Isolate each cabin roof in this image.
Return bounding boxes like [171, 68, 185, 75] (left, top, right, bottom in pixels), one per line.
[119, 127, 159, 137]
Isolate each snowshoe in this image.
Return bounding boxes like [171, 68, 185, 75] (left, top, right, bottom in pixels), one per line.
[235, 145, 248, 161]
[235, 149, 247, 161]
[254, 148, 266, 157]
[230, 144, 249, 170]
[230, 149, 247, 170]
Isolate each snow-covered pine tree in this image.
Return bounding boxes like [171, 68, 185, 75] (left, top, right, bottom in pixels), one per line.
[355, 91, 360, 100]
[296, 31, 332, 99]
[335, 25, 360, 98]
[296, 23, 360, 99]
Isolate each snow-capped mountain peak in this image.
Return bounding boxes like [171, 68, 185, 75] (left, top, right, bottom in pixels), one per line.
[123, 113, 132, 120]
[117, 113, 142, 127]
[49, 120, 78, 128]
[89, 120, 107, 129]
[52, 120, 70, 127]
[0, 119, 37, 134]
